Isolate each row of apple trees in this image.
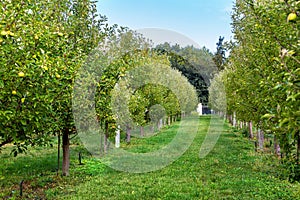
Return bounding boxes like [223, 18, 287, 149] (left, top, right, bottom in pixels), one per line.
[209, 0, 300, 181]
[0, 0, 198, 176]
[73, 30, 198, 154]
[0, 0, 114, 175]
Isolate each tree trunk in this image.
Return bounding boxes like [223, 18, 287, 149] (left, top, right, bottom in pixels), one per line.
[150, 124, 155, 133]
[227, 114, 231, 124]
[157, 119, 163, 130]
[140, 126, 144, 137]
[249, 121, 254, 139]
[100, 130, 104, 156]
[274, 135, 281, 157]
[233, 112, 236, 127]
[168, 116, 171, 126]
[62, 128, 70, 176]
[257, 127, 264, 151]
[181, 112, 185, 119]
[57, 133, 60, 176]
[297, 132, 300, 164]
[104, 123, 109, 153]
[115, 128, 120, 148]
[126, 125, 131, 143]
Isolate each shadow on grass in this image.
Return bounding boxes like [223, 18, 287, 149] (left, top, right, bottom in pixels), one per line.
[0, 147, 59, 184]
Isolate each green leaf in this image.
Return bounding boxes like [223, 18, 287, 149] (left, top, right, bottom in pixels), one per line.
[0, 80, 4, 88]
[261, 113, 275, 119]
[279, 118, 289, 127]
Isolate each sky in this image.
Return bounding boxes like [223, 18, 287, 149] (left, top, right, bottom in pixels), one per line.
[96, 0, 234, 53]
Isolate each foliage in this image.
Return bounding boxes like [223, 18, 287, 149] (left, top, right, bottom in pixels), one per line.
[219, 0, 300, 179]
[0, 0, 112, 175]
[155, 43, 217, 103]
[213, 36, 227, 71]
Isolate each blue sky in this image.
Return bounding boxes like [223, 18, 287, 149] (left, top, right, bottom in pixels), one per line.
[96, 0, 233, 52]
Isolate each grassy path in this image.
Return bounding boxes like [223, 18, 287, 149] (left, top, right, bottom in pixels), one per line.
[1, 116, 300, 199]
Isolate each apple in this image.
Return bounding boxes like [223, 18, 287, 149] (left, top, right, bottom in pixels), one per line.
[18, 71, 25, 77]
[287, 13, 297, 21]
[55, 74, 61, 79]
[21, 98, 25, 103]
[12, 90, 17, 95]
[1, 30, 8, 36]
[8, 31, 15, 37]
[1, 30, 15, 36]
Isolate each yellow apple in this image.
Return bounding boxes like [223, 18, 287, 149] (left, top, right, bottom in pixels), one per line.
[18, 71, 25, 77]
[1, 30, 8, 36]
[55, 74, 61, 79]
[12, 90, 17, 95]
[8, 31, 15, 37]
[21, 98, 25, 103]
[288, 13, 297, 21]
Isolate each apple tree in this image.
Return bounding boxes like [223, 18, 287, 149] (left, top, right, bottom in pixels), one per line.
[0, 0, 112, 176]
[223, 0, 299, 179]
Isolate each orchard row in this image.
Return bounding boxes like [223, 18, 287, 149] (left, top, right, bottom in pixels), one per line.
[209, 0, 299, 181]
[0, 0, 199, 175]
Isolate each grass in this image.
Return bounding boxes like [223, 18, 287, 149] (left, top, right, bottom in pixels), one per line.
[122, 123, 180, 153]
[1, 115, 300, 199]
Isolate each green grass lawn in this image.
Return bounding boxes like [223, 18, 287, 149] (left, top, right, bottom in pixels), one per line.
[1, 116, 300, 199]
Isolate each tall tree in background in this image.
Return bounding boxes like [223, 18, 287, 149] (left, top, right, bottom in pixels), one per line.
[155, 44, 216, 103]
[213, 36, 226, 71]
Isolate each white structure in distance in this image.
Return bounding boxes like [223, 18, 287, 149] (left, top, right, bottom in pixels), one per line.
[197, 103, 202, 116]
[115, 126, 120, 148]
